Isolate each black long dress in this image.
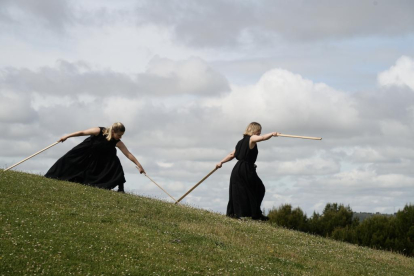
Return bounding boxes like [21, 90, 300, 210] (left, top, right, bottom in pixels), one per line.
[227, 135, 265, 219]
[45, 127, 126, 191]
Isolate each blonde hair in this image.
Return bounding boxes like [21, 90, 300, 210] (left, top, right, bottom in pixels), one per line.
[103, 122, 125, 141]
[244, 122, 262, 135]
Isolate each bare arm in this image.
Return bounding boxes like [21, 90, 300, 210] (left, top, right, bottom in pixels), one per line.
[58, 127, 101, 142]
[249, 132, 279, 149]
[216, 149, 236, 169]
[116, 141, 146, 174]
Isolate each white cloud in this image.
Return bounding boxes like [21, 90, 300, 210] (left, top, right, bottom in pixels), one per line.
[378, 56, 414, 91]
[0, 0, 74, 31]
[208, 68, 359, 139]
[139, 56, 230, 96]
[0, 92, 38, 123]
[260, 157, 340, 176]
[135, 0, 414, 47]
[1, 58, 229, 99]
[156, 162, 174, 168]
[348, 147, 386, 163]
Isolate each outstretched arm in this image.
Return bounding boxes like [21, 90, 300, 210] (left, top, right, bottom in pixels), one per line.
[216, 149, 236, 169]
[116, 141, 146, 174]
[58, 127, 101, 142]
[250, 132, 279, 149]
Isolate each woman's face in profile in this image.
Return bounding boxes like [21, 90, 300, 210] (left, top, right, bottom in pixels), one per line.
[113, 131, 124, 140]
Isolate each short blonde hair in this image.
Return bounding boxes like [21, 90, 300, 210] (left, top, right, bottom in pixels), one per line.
[244, 122, 262, 135]
[103, 122, 125, 141]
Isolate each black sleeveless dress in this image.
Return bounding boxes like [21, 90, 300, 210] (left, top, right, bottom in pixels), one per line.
[45, 127, 126, 191]
[227, 135, 265, 219]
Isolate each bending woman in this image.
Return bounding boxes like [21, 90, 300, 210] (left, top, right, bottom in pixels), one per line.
[45, 122, 145, 192]
[216, 122, 279, 220]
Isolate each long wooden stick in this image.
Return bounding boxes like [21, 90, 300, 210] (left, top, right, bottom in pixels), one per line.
[4, 141, 61, 171]
[175, 167, 218, 204]
[278, 134, 322, 140]
[140, 168, 177, 202]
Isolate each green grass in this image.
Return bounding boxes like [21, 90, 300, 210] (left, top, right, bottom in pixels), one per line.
[1, 170, 414, 275]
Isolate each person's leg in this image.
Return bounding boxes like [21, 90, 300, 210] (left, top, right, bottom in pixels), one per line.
[251, 175, 268, 221]
[117, 182, 125, 193]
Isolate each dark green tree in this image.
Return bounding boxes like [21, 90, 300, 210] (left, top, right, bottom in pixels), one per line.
[331, 225, 358, 243]
[394, 204, 414, 256]
[268, 204, 308, 231]
[356, 215, 396, 251]
[308, 211, 323, 235]
[318, 203, 356, 237]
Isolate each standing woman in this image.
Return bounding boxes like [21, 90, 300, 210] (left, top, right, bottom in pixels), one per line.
[216, 122, 279, 220]
[45, 122, 145, 192]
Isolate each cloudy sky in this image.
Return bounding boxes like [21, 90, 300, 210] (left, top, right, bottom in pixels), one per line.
[1, 0, 414, 216]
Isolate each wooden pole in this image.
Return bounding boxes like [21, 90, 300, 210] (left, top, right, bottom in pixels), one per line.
[140, 168, 177, 202]
[278, 134, 322, 140]
[4, 141, 61, 171]
[175, 167, 218, 204]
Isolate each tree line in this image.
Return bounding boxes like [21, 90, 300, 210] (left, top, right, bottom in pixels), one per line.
[267, 203, 414, 256]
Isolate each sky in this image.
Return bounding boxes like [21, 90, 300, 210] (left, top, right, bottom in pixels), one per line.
[1, 0, 414, 216]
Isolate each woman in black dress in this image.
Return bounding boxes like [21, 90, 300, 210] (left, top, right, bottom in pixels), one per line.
[45, 122, 145, 192]
[216, 122, 279, 220]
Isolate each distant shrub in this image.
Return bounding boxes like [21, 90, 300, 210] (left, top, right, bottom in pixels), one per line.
[269, 203, 414, 256]
[268, 204, 308, 231]
[309, 203, 357, 237]
[356, 215, 397, 251]
[394, 204, 414, 256]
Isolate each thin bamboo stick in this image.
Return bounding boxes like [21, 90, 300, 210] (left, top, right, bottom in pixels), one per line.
[4, 141, 61, 171]
[175, 167, 218, 204]
[140, 168, 177, 202]
[278, 134, 322, 140]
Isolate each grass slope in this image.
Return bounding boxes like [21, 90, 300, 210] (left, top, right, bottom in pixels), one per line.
[1, 170, 414, 276]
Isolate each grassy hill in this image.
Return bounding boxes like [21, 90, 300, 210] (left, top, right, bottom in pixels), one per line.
[1, 170, 414, 275]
